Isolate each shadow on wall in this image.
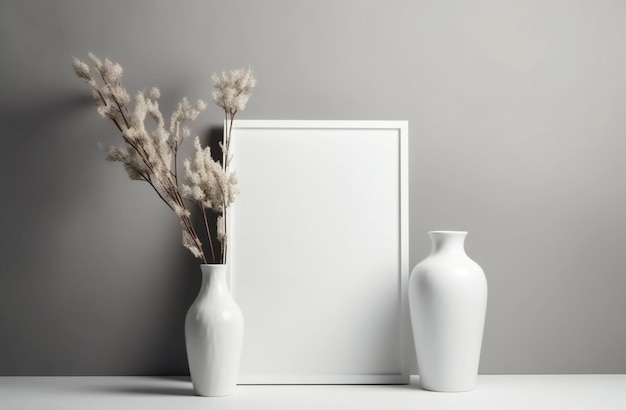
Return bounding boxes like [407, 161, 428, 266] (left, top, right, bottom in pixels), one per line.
[1, 93, 101, 286]
[1, 93, 94, 256]
[0, 89, 225, 375]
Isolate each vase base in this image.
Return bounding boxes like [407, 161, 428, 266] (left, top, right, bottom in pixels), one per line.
[194, 388, 236, 397]
[419, 382, 476, 393]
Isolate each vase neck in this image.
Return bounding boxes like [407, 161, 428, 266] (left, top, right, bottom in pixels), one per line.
[429, 231, 468, 256]
[199, 264, 229, 295]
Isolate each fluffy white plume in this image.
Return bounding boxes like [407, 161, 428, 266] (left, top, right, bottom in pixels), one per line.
[216, 215, 226, 243]
[72, 58, 91, 81]
[182, 229, 203, 259]
[182, 137, 238, 213]
[212, 67, 256, 114]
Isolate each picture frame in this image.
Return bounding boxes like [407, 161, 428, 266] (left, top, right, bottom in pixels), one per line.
[229, 120, 409, 384]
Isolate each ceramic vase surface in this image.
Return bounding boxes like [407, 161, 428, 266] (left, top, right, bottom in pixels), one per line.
[408, 231, 487, 392]
[185, 264, 244, 396]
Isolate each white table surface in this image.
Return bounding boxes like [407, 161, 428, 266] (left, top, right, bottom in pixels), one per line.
[1, 375, 624, 410]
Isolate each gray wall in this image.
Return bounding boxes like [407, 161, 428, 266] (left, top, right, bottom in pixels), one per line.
[1, 0, 625, 375]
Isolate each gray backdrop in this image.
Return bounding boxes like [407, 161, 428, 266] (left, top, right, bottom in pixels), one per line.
[1, 0, 625, 375]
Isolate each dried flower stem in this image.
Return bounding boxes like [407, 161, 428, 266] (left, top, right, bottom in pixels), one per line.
[222, 202, 228, 264]
[201, 205, 216, 263]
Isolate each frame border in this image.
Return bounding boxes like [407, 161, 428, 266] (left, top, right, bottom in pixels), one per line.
[228, 120, 409, 384]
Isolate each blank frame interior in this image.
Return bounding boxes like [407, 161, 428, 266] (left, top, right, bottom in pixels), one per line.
[229, 120, 409, 384]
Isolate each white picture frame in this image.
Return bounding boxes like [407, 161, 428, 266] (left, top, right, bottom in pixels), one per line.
[229, 120, 409, 384]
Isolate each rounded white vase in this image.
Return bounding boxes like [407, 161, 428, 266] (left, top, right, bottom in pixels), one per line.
[408, 231, 488, 392]
[185, 264, 244, 397]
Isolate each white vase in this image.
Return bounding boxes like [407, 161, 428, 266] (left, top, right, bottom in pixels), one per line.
[408, 231, 487, 392]
[185, 264, 244, 396]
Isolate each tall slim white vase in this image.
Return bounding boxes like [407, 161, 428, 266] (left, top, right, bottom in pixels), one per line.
[408, 231, 487, 392]
[185, 264, 244, 397]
